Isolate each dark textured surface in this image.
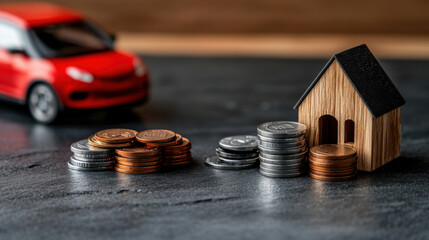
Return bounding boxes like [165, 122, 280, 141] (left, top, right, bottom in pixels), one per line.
[294, 44, 406, 118]
[0, 56, 428, 240]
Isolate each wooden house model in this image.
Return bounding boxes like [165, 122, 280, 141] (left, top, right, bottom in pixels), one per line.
[294, 44, 405, 172]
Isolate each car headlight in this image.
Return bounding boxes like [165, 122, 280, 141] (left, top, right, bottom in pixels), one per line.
[66, 67, 93, 83]
[134, 58, 145, 77]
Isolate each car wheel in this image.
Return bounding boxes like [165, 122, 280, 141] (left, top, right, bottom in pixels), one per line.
[28, 83, 59, 124]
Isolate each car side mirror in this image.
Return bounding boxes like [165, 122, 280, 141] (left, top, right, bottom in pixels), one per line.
[8, 49, 28, 56]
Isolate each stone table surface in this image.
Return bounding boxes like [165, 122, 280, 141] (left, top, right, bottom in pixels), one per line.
[0, 56, 428, 240]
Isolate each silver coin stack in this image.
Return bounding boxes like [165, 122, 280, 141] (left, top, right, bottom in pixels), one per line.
[257, 121, 308, 178]
[205, 135, 259, 170]
[68, 139, 115, 171]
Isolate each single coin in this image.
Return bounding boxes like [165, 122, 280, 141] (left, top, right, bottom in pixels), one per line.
[115, 163, 161, 171]
[218, 135, 258, 152]
[116, 155, 162, 162]
[145, 134, 183, 147]
[67, 161, 113, 171]
[309, 162, 355, 171]
[216, 147, 259, 159]
[75, 139, 113, 153]
[163, 160, 192, 166]
[115, 147, 161, 158]
[258, 144, 307, 155]
[116, 159, 162, 167]
[259, 169, 303, 178]
[309, 153, 357, 162]
[94, 128, 138, 143]
[163, 155, 192, 163]
[259, 165, 305, 174]
[163, 138, 191, 150]
[205, 155, 256, 170]
[309, 155, 357, 166]
[88, 135, 134, 148]
[114, 166, 160, 174]
[71, 139, 112, 155]
[163, 153, 191, 160]
[218, 156, 259, 165]
[309, 171, 357, 181]
[257, 134, 305, 143]
[136, 129, 176, 143]
[259, 161, 303, 170]
[69, 156, 114, 168]
[310, 168, 357, 176]
[259, 151, 307, 160]
[258, 139, 306, 149]
[259, 155, 306, 165]
[73, 152, 113, 160]
[163, 148, 191, 155]
[310, 144, 357, 160]
[309, 158, 357, 166]
[73, 153, 114, 162]
[257, 121, 307, 138]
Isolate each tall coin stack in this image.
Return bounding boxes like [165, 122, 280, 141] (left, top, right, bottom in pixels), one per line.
[115, 147, 163, 174]
[257, 121, 308, 178]
[205, 135, 259, 170]
[308, 144, 357, 181]
[136, 129, 193, 168]
[68, 139, 115, 171]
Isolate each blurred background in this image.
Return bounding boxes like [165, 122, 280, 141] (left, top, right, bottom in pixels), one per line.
[2, 0, 429, 58]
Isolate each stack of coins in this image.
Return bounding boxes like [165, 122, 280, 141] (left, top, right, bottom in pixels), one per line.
[308, 144, 357, 181]
[68, 139, 115, 171]
[257, 121, 308, 178]
[88, 129, 137, 148]
[205, 135, 259, 170]
[114, 147, 162, 174]
[136, 129, 193, 167]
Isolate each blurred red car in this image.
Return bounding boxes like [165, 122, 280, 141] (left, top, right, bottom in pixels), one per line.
[0, 2, 149, 123]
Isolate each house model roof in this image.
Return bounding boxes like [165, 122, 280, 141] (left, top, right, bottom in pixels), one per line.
[294, 44, 405, 118]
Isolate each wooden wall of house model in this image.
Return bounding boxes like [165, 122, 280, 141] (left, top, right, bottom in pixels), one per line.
[294, 44, 405, 172]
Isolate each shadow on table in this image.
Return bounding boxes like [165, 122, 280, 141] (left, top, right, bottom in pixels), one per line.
[0, 100, 143, 126]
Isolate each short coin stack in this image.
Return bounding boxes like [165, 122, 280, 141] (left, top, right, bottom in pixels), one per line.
[115, 147, 163, 174]
[136, 129, 193, 167]
[257, 121, 308, 178]
[205, 135, 259, 170]
[88, 129, 137, 149]
[68, 139, 115, 171]
[309, 144, 358, 181]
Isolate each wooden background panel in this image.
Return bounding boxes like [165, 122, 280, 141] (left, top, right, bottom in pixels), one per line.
[2, 0, 429, 57]
[1, 0, 429, 35]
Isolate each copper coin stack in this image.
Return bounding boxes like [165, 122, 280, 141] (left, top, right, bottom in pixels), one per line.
[115, 147, 163, 174]
[309, 144, 358, 181]
[136, 129, 193, 167]
[88, 128, 137, 149]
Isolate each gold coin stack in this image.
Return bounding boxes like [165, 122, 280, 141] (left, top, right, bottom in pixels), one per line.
[309, 144, 358, 181]
[114, 147, 163, 174]
[137, 129, 193, 167]
[88, 128, 137, 148]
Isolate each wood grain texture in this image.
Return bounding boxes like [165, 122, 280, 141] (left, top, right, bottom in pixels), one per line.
[298, 60, 401, 171]
[371, 108, 401, 170]
[9, 0, 429, 35]
[117, 33, 429, 58]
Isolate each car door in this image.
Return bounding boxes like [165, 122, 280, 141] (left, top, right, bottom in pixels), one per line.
[0, 21, 29, 99]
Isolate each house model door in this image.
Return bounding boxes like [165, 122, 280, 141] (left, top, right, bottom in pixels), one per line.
[318, 115, 338, 144]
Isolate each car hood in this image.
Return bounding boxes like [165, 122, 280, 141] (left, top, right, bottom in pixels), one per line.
[48, 50, 136, 78]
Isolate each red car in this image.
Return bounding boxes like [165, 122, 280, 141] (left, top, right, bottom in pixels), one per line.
[0, 2, 149, 123]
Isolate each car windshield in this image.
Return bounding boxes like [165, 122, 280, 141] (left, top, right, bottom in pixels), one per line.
[29, 21, 112, 58]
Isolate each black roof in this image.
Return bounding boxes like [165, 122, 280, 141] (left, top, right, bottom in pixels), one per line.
[294, 44, 405, 118]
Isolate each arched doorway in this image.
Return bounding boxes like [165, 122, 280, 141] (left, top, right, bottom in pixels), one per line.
[344, 119, 355, 143]
[318, 115, 338, 144]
